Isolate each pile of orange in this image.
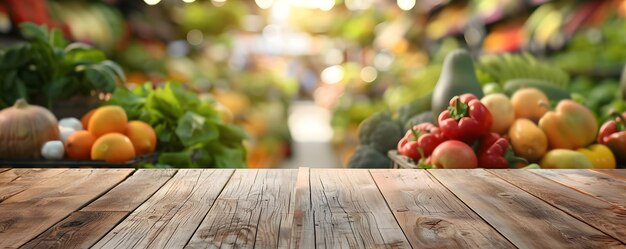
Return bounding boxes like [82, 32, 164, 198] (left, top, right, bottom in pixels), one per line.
[65, 105, 157, 163]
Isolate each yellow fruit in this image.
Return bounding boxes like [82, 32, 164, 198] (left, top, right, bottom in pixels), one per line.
[91, 133, 135, 163]
[481, 93, 515, 134]
[511, 88, 550, 122]
[65, 130, 96, 160]
[509, 119, 548, 162]
[88, 106, 128, 137]
[125, 121, 157, 156]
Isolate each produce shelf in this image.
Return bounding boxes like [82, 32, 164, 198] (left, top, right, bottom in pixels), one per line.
[0, 153, 159, 168]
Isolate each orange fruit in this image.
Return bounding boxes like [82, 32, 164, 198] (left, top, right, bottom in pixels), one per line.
[511, 88, 550, 123]
[81, 109, 96, 130]
[88, 106, 128, 137]
[125, 121, 157, 156]
[91, 133, 136, 163]
[65, 130, 96, 160]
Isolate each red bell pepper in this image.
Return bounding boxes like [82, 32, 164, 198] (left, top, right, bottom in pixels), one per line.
[438, 94, 493, 144]
[598, 112, 626, 164]
[477, 133, 509, 169]
[477, 132, 525, 169]
[397, 122, 445, 162]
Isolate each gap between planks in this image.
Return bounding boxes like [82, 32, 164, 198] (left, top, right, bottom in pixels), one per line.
[0, 168, 135, 248]
[531, 169, 626, 208]
[428, 169, 624, 249]
[291, 168, 411, 249]
[369, 169, 515, 249]
[486, 169, 626, 244]
[21, 169, 178, 249]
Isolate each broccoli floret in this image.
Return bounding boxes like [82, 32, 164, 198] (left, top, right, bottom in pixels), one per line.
[357, 111, 403, 154]
[348, 144, 391, 168]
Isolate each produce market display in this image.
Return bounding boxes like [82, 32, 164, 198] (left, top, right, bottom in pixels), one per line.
[1, 0, 626, 169]
[350, 48, 625, 169]
[0, 23, 246, 168]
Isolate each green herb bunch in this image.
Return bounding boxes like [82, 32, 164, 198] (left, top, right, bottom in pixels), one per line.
[0, 23, 125, 109]
[108, 82, 248, 168]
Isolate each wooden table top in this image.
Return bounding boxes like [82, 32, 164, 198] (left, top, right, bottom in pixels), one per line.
[0, 168, 625, 249]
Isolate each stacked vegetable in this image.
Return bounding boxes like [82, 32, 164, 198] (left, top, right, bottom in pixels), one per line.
[0, 98, 157, 163]
[107, 82, 248, 168]
[0, 23, 248, 168]
[350, 49, 625, 169]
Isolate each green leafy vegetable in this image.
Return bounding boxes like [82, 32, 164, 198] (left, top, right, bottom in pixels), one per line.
[108, 82, 248, 168]
[0, 23, 123, 109]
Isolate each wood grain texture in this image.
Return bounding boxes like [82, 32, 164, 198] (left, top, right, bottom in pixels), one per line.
[489, 169, 626, 244]
[309, 169, 411, 248]
[0, 168, 64, 184]
[22, 169, 177, 249]
[0, 169, 133, 248]
[20, 211, 127, 249]
[290, 167, 314, 249]
[371, 169, 515, 249]
[186, 169, 298, 249]
[533, 169, 626, 207]
[0, 169, 68, 203]
[82, 169, 177, 212]
[593, 169, 626, 181]
[0, 168, 10, 174]
[430, 169, 624, 249]
[93, 169, 234, 249]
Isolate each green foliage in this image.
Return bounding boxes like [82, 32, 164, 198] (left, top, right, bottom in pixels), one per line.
[0, 23, 124, 109]
[108, 82, 248, 168]
[383, 64, 441, 111]
[552, 18, 626, 74]
[477, 53, 569, 87]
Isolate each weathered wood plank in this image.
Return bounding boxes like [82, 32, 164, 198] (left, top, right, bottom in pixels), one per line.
[82, 169, 177, 212]
[489, 169, 626, 244]
[290, 167, 314, 249]
[309, 169, 411, 248]
[371, 169, 515, 249]
[0, 168, 63, 184]
[21, 211, 127, 249]
[22, 169, 177, 249]
[93, 169, 234, 249]
[533, 169, 626, 207]
[0, 168, 10, 174]
[592, 169, 626, 181]
[0, 169, 68, 203]
[185, 169, 298, 249]
[0, 169, 133, 248]
[430, 169, 624, 249]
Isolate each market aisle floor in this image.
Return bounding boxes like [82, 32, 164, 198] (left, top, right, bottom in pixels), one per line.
[278, 101, 342, 168]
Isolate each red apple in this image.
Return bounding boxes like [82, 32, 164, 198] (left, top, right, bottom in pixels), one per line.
[431, 140, 477, 169]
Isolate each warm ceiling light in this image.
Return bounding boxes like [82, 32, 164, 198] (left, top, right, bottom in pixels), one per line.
[144, 0, 161, 5]
[397, 0, 416, 11]
[255, 0, 274, 9]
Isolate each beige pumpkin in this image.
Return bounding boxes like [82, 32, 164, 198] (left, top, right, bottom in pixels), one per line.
[0, 99, 60, 159]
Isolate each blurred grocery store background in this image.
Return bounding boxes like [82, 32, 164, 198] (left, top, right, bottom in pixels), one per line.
[1, 0, 625, 168]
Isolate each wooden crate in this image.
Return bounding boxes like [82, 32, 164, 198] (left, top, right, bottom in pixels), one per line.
[387, 150, 419, 169]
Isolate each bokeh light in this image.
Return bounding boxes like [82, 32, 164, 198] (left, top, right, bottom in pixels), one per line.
[321, 65, 344, 84]
[144, 0, 161, 6]
[397, 0, 416, 11]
